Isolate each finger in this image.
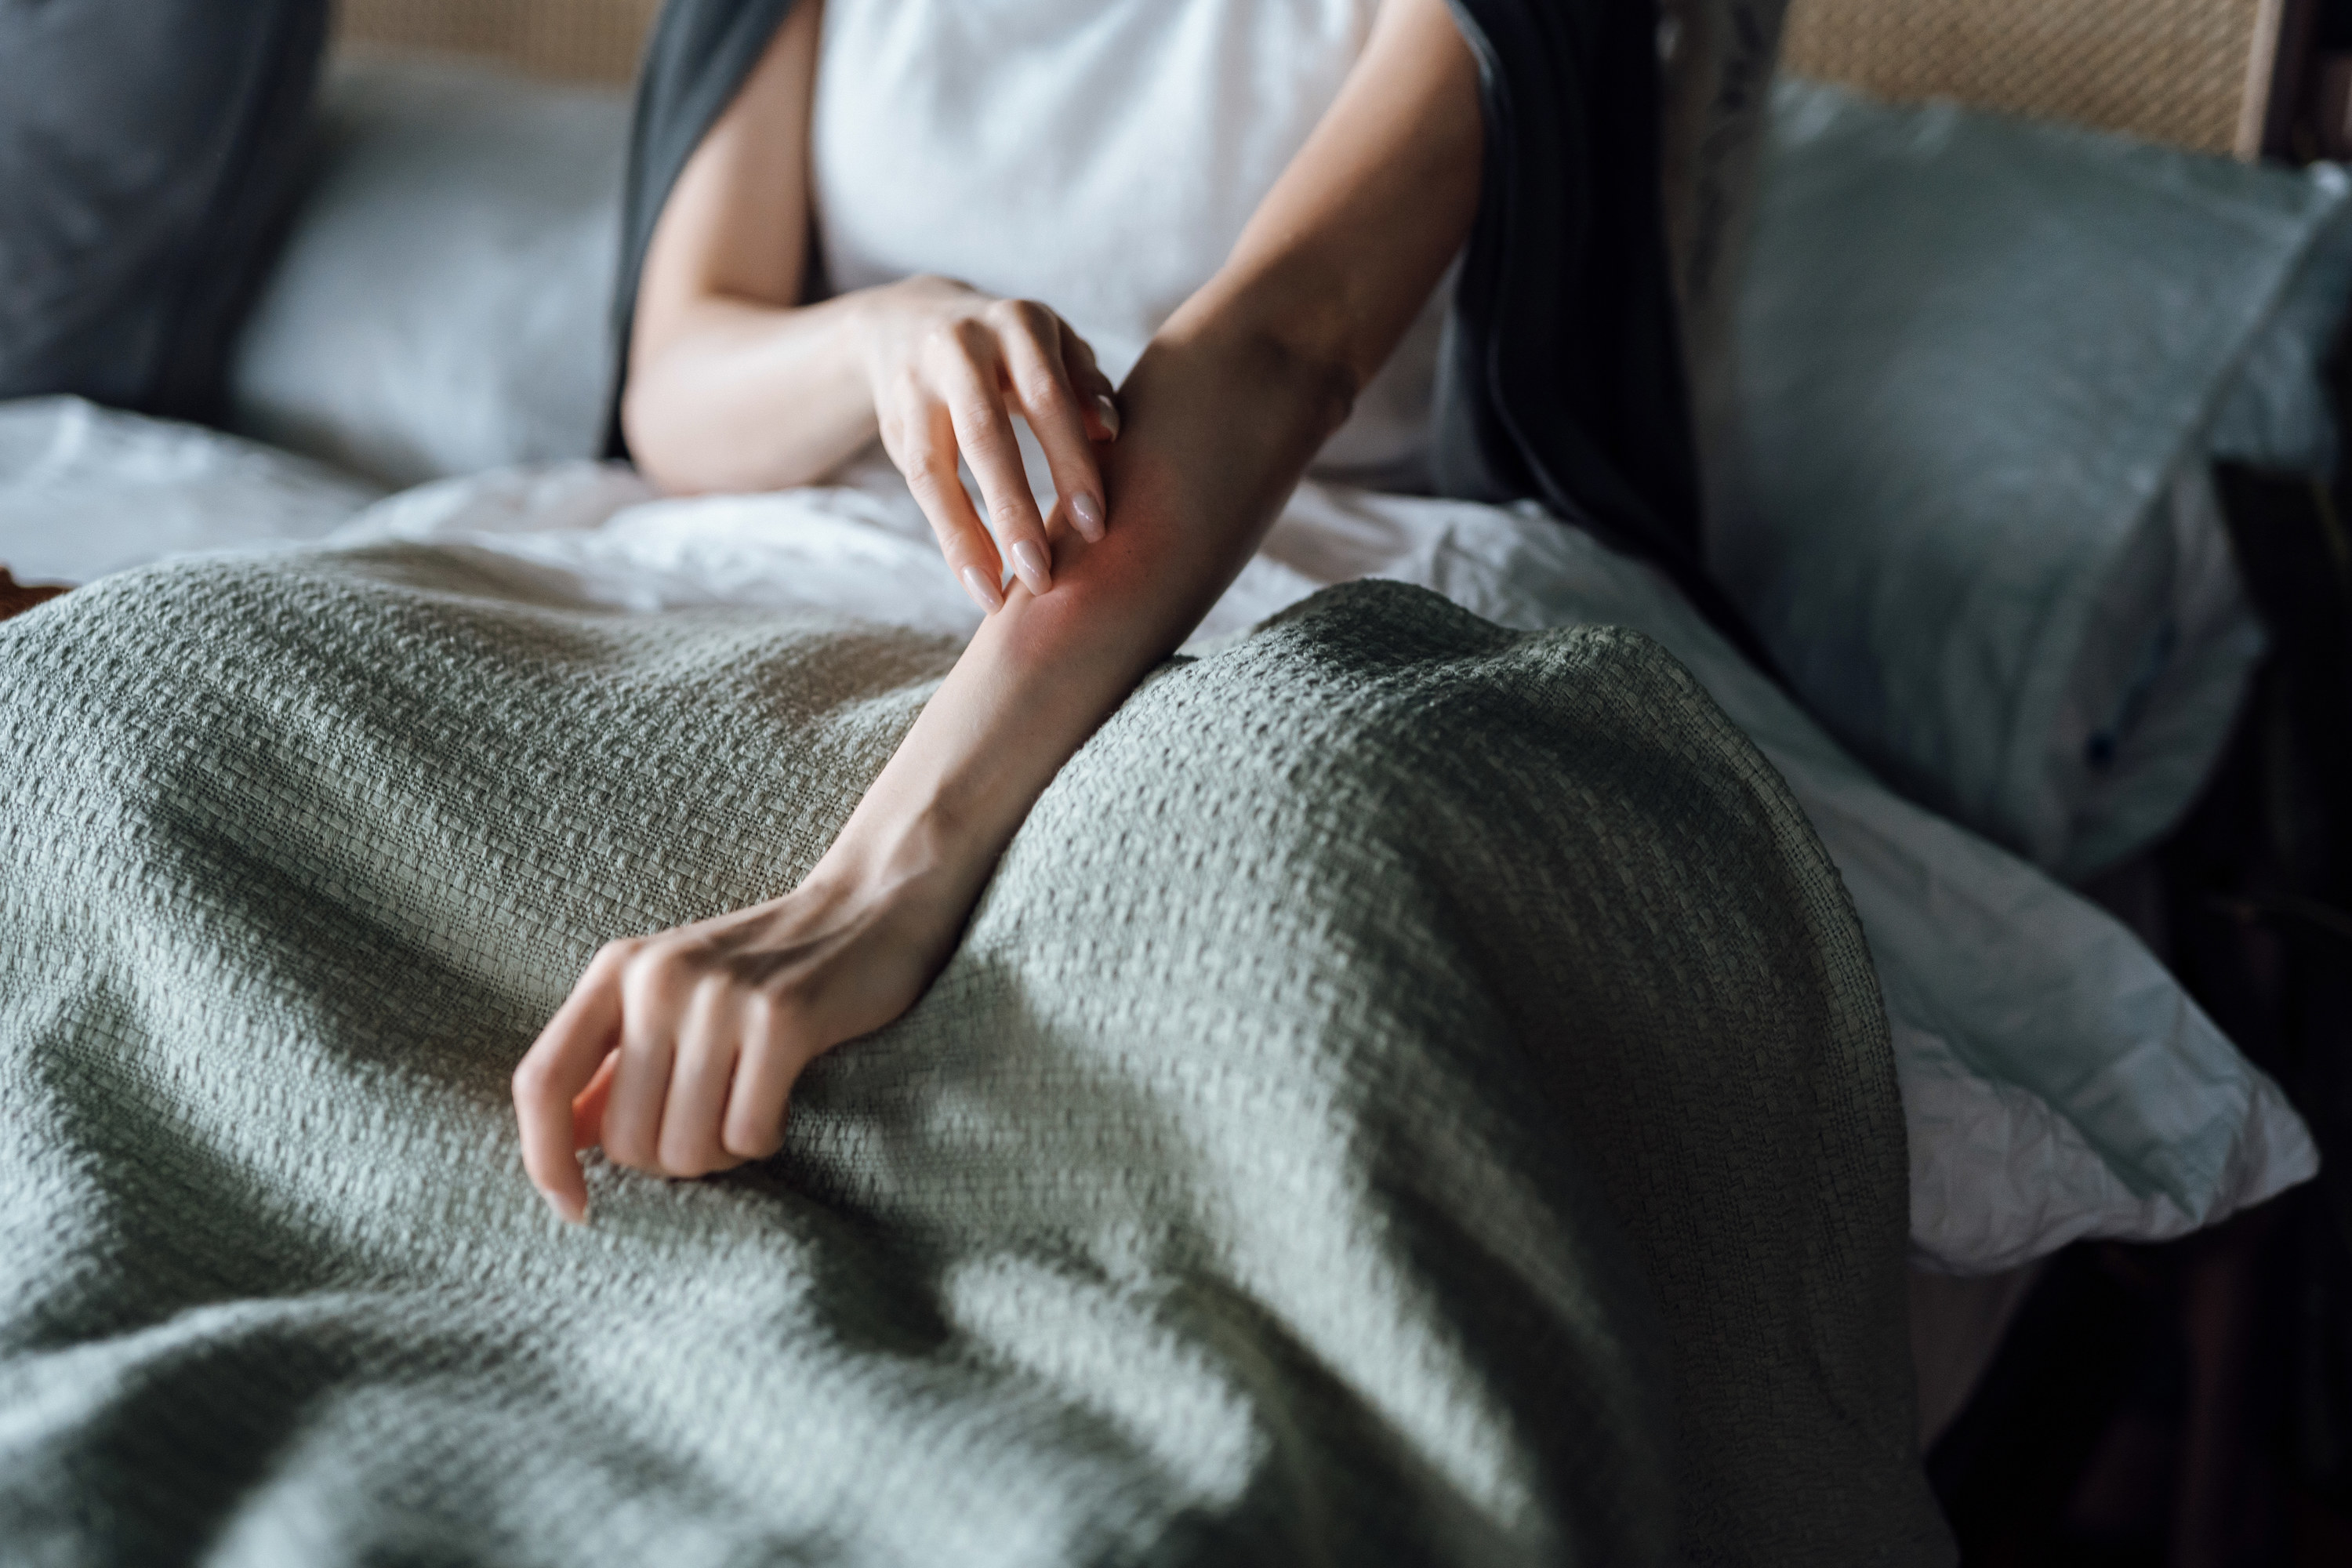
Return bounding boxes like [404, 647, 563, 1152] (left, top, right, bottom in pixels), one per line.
[600, 946, 688, 1173]
[513, 945, 630, 1223]
[996, 305, 1108, 544]
[721, 989, 810, 1161]
[658, 977, 745, 1178]
[933, 325, 1054, 597]
[572, 1051, 619, 1151]
[1061, 335, 1121, 443]
[887, 392, 1004, 614]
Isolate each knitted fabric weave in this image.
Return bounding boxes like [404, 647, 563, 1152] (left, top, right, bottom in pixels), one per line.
[0, 548, 1948, 1564]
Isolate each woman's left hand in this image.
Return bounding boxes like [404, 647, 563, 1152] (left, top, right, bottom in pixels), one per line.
[512, 851, 971, 1223]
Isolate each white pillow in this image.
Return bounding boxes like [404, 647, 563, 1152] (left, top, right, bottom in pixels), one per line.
[1716, 79, 2350, 881]
[228, 55, 630, 486]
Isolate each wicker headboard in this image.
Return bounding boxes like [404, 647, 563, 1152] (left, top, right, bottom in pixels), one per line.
[1780, 0, 2292, 158]
[336, 0, 659, 83]
[333, 0, 2303, 159]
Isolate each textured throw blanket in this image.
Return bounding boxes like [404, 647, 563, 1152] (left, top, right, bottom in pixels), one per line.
[0, 547, 1948, 1564]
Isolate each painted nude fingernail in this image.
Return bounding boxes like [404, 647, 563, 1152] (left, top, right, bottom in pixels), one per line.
[1094, 394, 1121, 439]
[960, 564, 1004, 613]
[1070, 492, 1105, 541]
[1011, 540, 1052, 593]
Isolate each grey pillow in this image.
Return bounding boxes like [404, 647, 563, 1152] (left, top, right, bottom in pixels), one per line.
[0, 0, 328, 423]
[229, 56, 630, 486]
[1716, 80, 2340, 879]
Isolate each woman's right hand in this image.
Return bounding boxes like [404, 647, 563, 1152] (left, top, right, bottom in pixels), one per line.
[856, 275, 1121, 612]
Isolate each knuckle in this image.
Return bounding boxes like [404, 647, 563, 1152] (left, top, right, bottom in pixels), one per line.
[955, 396, 1007, 437]
[626, 947, 683, 996]
[941, 318, 992, 359]
[917, 321, 960, 359]
[742, 988, 786, 1040]
[900, 451, 949, 491]
[1022, 372, 1069, 412]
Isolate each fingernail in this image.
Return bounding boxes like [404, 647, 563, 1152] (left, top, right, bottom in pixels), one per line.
[960, 564, 1004, 613]
[1071, 492, 1105, 541]
[543, 1189, 583, 1225]
[1094, 394, 1121, 439]
[1011, 540, 1052, 593]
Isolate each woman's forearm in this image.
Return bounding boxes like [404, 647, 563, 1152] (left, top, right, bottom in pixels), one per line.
[622, 292, 880, 495]
[814, 0, 1483, 895]
[808, 315, 1350, 897]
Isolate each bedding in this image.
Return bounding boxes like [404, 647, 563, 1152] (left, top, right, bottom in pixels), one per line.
[230, 56, 628, 487]
[0, 397, 381, 583]
[1720, 79, 2352, 882]
[0, 0, 328, 423]
[233, 56, 2330, 905]
[4, 27, 2312, 1317]
[4, 402, 2317, 1276]
[0, 548, 1950, 1564]
[329, 456, 2319, 1277]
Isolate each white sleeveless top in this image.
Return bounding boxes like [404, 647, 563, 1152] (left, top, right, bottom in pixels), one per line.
[809, 0, 1456, 489]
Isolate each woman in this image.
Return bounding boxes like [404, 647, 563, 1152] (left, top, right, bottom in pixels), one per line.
[514, 0, 1715, 1221]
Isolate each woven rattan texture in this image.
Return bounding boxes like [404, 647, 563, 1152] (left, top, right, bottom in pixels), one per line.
[336, 0, 2277, 151]
[337, 0, 659, 81]
[1780, 0, 2277, 156]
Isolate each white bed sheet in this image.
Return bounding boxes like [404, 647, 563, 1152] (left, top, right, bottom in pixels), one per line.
[0, 399, 2318, 1275]
[0, 396, 382, 582]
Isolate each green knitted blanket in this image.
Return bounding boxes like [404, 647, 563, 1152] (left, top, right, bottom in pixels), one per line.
[0, 546, 1948, 1565]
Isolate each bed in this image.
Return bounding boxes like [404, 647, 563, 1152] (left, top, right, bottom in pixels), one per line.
[0, 1, 2338, 1561]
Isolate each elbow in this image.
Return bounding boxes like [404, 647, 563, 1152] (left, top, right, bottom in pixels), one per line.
[617, 375, 704, 497]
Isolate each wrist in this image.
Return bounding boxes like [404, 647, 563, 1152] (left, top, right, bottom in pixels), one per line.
[806, 771, 1004, 908]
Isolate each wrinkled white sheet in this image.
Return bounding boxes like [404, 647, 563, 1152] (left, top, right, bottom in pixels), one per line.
[0, 396, 381, 582]
[326, 445, 2319, 1276]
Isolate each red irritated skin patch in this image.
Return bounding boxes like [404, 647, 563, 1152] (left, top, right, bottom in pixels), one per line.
[0, 568, 70, 622]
